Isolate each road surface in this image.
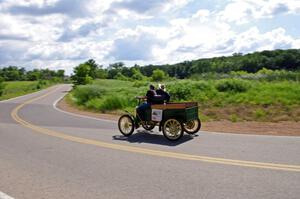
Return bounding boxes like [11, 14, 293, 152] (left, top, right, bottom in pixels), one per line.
[0, 84, 299, 199]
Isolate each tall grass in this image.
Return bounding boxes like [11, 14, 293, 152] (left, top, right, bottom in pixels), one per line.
[0, 81, 54, 100]
[70, 78, 300, 121]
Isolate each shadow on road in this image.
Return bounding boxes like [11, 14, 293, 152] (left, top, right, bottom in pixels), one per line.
[112, 130, 197, 146]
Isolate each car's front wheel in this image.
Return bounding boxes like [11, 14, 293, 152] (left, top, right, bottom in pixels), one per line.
[118, 115, 134, 136]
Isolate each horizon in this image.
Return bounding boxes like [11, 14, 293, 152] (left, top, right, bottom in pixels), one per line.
[1, 0, 300, 75]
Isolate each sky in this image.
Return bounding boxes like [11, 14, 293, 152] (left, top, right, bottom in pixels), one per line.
[0, 0, 300, 74]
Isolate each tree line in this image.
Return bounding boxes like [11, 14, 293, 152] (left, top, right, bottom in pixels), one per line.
[0, 66, 65, 81]
[72, 49, 300, 84]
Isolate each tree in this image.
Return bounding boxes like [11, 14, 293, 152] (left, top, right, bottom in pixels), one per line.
[56, 70, 65, 79]
[0, 77, 5, 96]
[151, 69, 166, 81]
[72, 64, 92, 85]
[85, 59, 98, 78]
[131, 68, 145, 80]
[26, 69, 41, 81]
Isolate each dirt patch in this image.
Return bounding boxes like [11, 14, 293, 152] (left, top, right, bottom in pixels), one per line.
[57, 97, 300, 136]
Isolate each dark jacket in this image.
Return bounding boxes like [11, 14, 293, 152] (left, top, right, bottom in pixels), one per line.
[146, 90, 162, 104]
[156, 89, 170, 103]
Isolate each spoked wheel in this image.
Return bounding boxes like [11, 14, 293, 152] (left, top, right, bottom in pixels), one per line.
[142, 121, 156, 131]
[183, 118, 201, 134]
[118, 115, 134, 136]
[162, 119, 183, 141]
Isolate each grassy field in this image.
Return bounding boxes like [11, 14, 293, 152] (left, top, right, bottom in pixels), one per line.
[0, 81, 54, 101]
[68, 78, 300, 122]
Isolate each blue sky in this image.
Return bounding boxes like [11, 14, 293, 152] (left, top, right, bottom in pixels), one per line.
[0, 0, 300, 74]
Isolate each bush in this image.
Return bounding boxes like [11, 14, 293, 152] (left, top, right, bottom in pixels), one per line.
[99, 95, 127, 111]
[133, 81, 148, 88]
[168, 82, 192, 101]
[0, 77, 5, 96]
[36, 80, 47, 89]
[115, 72, 129, 81]
[152, 69, 166, 82]
[193, 81, 212, 91]
[216, 79, 250, 93]
[85, 98, 102, 110]
[73, 85, 105, 105]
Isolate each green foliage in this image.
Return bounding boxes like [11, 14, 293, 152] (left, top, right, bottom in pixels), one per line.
[254, 109, 267, 119]
[72, 85, 105, 104]
[115, 72, 129, 81]
[36, 80, 47, 89]
[131, 68, 146, 80]
[151, 69, 166, 82]
[230, 114, 239, 122]
[133, 81, 149, 87]
[68, 73, 300, 121]
[98, 95, 127, 112]
[0, 67, 64, 81]
[168, 82, 192, 101]
[216, 79, 251, 93]
[0, 77, 5, 96]
[72, 63, 93, 85]
[0, 81, 55, 100]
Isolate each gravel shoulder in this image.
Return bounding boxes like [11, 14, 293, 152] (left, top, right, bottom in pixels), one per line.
[57, 97, 300, 136]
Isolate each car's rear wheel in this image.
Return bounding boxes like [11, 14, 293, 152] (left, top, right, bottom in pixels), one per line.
[183, 118, 201, 134]
[118, 115, 134, 136]
[162, 119, 183, 141]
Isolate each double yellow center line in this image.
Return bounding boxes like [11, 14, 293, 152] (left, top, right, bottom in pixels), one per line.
[11, 86, 300, 172]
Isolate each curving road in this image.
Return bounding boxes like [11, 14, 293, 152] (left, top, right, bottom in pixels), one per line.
[0, 84, 300, 199]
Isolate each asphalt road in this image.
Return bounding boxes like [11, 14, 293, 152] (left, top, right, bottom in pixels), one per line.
[0, 84, 299, 199]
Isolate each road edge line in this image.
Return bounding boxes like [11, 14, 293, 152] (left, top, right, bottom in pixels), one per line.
[52, 92, 117, 124]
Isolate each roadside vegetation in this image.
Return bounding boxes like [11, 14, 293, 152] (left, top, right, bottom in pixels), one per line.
[67, 49, 300, 122]
[0, 80, 57, 100]
[68, 76, 300, 122]
[0, 67, 66, 100]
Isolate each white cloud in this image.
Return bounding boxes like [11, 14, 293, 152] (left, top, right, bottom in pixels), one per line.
[0, 0, 299, 74]
[218, 0, 300, 24]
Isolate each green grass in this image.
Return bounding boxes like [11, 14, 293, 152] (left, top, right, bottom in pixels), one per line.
[69, 79, 300, 122]
[0, 81, 55, 101]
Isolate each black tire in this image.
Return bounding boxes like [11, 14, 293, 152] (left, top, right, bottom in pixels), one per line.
[162, 119, 184, 141]
[183, 118, 201, 134]
[142, 121, 156, 131]
[118, 115, 134, 136]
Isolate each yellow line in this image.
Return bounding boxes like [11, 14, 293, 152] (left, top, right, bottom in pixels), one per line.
[10, 86, 300, 172]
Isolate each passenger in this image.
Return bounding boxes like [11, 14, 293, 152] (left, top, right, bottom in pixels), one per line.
[156, 84, 170, 103]
[137, 85, 162, 121]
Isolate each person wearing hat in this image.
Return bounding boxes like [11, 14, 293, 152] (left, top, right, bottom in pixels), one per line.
[156, 84, 170, 104]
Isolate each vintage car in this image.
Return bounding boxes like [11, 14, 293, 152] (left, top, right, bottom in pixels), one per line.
[118, 97, 201, 141]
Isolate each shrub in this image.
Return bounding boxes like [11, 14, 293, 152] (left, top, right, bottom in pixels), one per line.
[216, 79, 250, 93]
[115, 72, 129, 81]
[99, 95, 127, 111]
[193, 81, 212, 91]
[254, 109, 267, 119]
[85, 98, 102, 110]
[0, 77, 5, 96]
[131, 68, 146, 80]
[168, 82, 192, 101]
[133, 81, 148, 88]
[36, 80, 47, 89]
[73, 85, 105, 105]
[151, 69, 166, 82]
